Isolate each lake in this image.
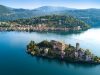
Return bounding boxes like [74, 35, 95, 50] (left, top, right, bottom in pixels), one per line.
[0, 28, 100, 75]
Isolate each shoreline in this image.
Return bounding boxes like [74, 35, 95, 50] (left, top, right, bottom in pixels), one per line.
[0, 28, 88, 35]
[26, 40, 100, 65]
[28, 51, 100, 65]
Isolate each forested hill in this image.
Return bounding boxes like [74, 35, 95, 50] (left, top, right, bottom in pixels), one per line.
[12, 15, 90, 30]
[0, 5, 99, 27]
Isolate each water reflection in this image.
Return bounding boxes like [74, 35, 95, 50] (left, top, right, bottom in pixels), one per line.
[0, 28, 100, 75]
[34, 56, 99, 68]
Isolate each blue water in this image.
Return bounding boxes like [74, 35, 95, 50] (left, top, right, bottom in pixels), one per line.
[0, 28, 100, 75]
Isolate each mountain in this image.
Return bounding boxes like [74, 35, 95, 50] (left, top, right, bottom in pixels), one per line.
[0, 5, 13, 15]
[0, 5, 100, 27]
[33, 6, 75, 12]
[0, 5, 76, 21]
[0, 5, 34, 21]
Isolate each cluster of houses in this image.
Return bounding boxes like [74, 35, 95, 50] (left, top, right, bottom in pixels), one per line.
[27, 40, 94, 62]
[0, 22, 81, 31]
[40, 40, 94, 62]
[74, 43, 93, 61]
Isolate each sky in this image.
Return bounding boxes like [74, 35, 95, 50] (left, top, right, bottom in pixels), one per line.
[0, 0, 100, 9]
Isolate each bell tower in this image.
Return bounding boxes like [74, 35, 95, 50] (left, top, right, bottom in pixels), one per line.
[76, 43, 79, 51]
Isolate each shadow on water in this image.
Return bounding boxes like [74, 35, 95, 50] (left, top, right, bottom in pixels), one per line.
[30, 55, 99, 68]
[28, 30, 87, 35]
[1, 29, 88, 36]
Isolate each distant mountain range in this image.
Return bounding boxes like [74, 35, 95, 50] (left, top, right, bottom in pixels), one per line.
[0, 5, 100, 27]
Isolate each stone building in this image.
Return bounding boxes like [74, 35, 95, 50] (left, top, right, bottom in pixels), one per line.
[51, 40, 65, 51]
[76, 43, 80, 51]
[50, 40, 66, 58]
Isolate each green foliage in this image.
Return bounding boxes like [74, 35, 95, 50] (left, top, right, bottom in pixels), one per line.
[12, 15, 89, 30]
[37, 40, 52, 48]
[0, 5, 100, 27]
[27, 40, 100, 63]
[85, 49, 92, 55]
[66, 9, 100, 27]
[93, 56, 100, 62]
[27, 41, 36, 51]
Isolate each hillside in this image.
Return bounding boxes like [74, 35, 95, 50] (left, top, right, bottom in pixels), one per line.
[0, 5, 34, 21]
[0, 5, 100, 27]
[0, 5, 12, 15]
[65, 9, 100, 27]
[12, 15, 90, 30]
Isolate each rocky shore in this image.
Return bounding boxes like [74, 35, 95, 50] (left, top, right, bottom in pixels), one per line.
[27, 40, 100, 64]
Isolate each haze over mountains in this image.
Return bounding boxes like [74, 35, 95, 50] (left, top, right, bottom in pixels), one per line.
[0, 5, 100, 27]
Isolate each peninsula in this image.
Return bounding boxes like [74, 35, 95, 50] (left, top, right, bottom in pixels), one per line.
[27, 40, 100, 64]
[0, 15, 90, 32]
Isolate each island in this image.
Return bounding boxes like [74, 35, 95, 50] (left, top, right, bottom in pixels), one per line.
[27, 40, 100, 64]
[0, 15, 90, 32]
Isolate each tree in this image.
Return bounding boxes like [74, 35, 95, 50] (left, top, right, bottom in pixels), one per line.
[85, 49, 91, 55]
[27, 41, 36, 52]
[37, 40, 52, 48]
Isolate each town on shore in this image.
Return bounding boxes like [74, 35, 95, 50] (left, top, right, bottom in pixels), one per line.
[27, 40, 100, 64]
[0, 22, 82, 32]
[0, 15, 90, 32]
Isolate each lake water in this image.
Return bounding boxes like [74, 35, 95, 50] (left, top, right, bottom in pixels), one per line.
[0, 28, 100, 75]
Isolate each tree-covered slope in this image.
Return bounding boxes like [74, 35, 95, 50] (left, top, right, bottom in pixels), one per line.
[12, 15, 90, 30]
[65, 9, 100, 27]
